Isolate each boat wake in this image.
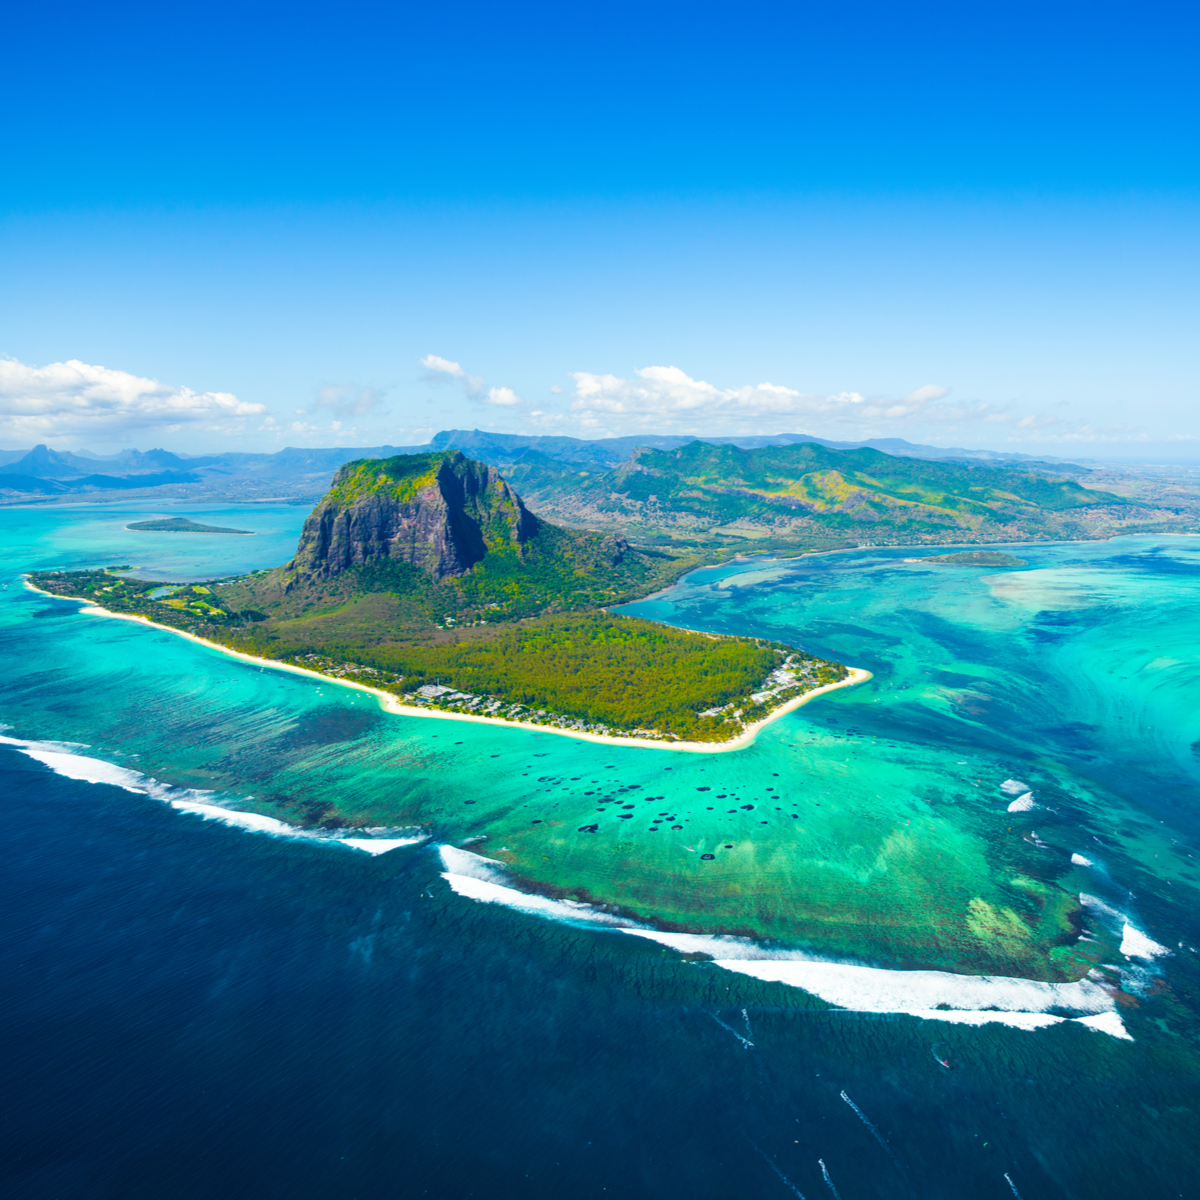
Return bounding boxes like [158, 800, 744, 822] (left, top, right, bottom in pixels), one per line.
[840, 1090, 904, 1174]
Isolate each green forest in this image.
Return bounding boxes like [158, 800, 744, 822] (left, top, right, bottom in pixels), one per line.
[26, 450, 857, 741]
[325, 613, 837, 738]
[507, 438, 1139, 545]
[28, 570, 845, 741]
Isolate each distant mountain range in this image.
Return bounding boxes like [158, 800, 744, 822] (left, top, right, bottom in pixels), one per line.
[423, 428, 1093, 474]
[0, 428, 1098, 507]
[501, 439, 1141, 547]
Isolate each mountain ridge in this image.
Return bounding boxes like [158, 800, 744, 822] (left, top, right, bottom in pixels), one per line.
[505, 438, 1141, 547]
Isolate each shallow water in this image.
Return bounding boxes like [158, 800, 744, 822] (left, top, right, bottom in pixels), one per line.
[2, 506, 1199, 1196]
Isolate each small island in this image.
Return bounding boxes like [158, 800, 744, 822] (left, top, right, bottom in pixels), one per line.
[911, 550, 1027, 566]
[126, 517, 254, 535]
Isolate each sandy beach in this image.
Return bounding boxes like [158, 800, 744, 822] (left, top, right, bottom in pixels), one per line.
[24, 577, 870, 753]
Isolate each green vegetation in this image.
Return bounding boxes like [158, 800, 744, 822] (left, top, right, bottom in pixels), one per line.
[28, 569, 846, 742]
[27, 451, 861, 743]
[319, 614, 845, 739]
[127, 517, 254, 534]
[917, 550, 1028, 566]
[443, 522, 683, 618]
[323, 454, 442, 506]
[508, 439, 1139, 547]
[28, 570, 263, 624]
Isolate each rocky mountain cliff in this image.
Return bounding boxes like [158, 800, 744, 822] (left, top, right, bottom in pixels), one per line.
[286, 451, 545, 583]
[247, 451, 683, 630]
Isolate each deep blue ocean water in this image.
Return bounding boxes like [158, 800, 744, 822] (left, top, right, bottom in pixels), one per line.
[2, 504, 1199, 1198]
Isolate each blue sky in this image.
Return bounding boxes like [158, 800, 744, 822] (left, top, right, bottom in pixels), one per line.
[2, 0, 1197, 457]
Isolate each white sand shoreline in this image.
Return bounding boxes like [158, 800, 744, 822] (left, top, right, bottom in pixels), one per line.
[23, 577, 870, 753]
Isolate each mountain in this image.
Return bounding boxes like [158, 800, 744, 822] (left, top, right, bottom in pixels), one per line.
[33, 450, 844, 748]
[224, 451, 692, 636]
[0, 474, 67, 494]
[504, 439, 1138, 546]
[71, 470, 202, 489]
[0, 467, 200, 497]
[285, 451, 540, 584]
[1, 444, 210, 480]
[4, 444, 87, 479]
[425, 428, 1083, 472]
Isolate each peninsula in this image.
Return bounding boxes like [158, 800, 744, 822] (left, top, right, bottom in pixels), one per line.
[31, 452, 853, 746]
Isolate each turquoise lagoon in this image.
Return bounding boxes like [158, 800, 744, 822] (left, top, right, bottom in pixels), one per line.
[5, 503, 1198, 986]
[3, 503, 1200, 1197]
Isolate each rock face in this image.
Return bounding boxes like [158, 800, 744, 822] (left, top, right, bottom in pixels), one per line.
[287, 451, 540, 583]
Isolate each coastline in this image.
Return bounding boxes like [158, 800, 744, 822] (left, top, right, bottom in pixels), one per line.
[23, 577, 870, 753]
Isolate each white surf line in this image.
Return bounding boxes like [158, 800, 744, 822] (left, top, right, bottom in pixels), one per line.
[1005, 1172, 1025, 1199]
[0, 733, 424, 856]
[1080, 893, 1172, 963]
[438, 846, 1134, 1039]
[1119, 923, 1172, 961]
[23, 577, 870, 754]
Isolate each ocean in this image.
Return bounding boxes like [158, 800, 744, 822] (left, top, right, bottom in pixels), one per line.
[2, 502, 1198, 1198]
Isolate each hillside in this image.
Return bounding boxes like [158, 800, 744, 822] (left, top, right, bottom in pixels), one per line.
[235, 451, 696, 630]
[29, 451, 849, 745]
[506, 439, 1144, 547]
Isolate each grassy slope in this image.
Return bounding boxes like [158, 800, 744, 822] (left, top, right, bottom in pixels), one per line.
[508, 440, 1146, 544]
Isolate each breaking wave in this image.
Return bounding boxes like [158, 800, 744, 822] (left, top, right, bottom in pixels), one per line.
[0, 734, 424, 856]
[439, 847, 1131, 1039]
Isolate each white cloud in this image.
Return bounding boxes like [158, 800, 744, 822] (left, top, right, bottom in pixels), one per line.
[566, 365, 974, 434]
[485, 386, 521, 407]
[420, 354, 486, 397]
[419, 354, 523, 407]
[563, 365, 1163, 446]
[0, 357, 265, 445]
[904, 384, 950, 404]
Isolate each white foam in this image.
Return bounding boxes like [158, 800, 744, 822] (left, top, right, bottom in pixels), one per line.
[443, 870, 635, 927]
[437, 847, 1130, 1035]
[621, 927, 785, 959]
[2, 732, 426, 855]
[709, 958, 1113, 1016]
[170, 800, 299, 835]
[339, 837, 426, 856]
[1000, 779, 1029, 795]
[439, 844, 509, 881]
[906, 1009, 1064, 1032]
[1080, 892, 1127, 925]
[1120, 923, 1171, 961]
[1007, 792, 1037, 812]
[1079, 893, 1170, 966]
[1074, 1011, 1133, 1040]
[1, 735, 154, 794]
[1071, 853, 1094, 867]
